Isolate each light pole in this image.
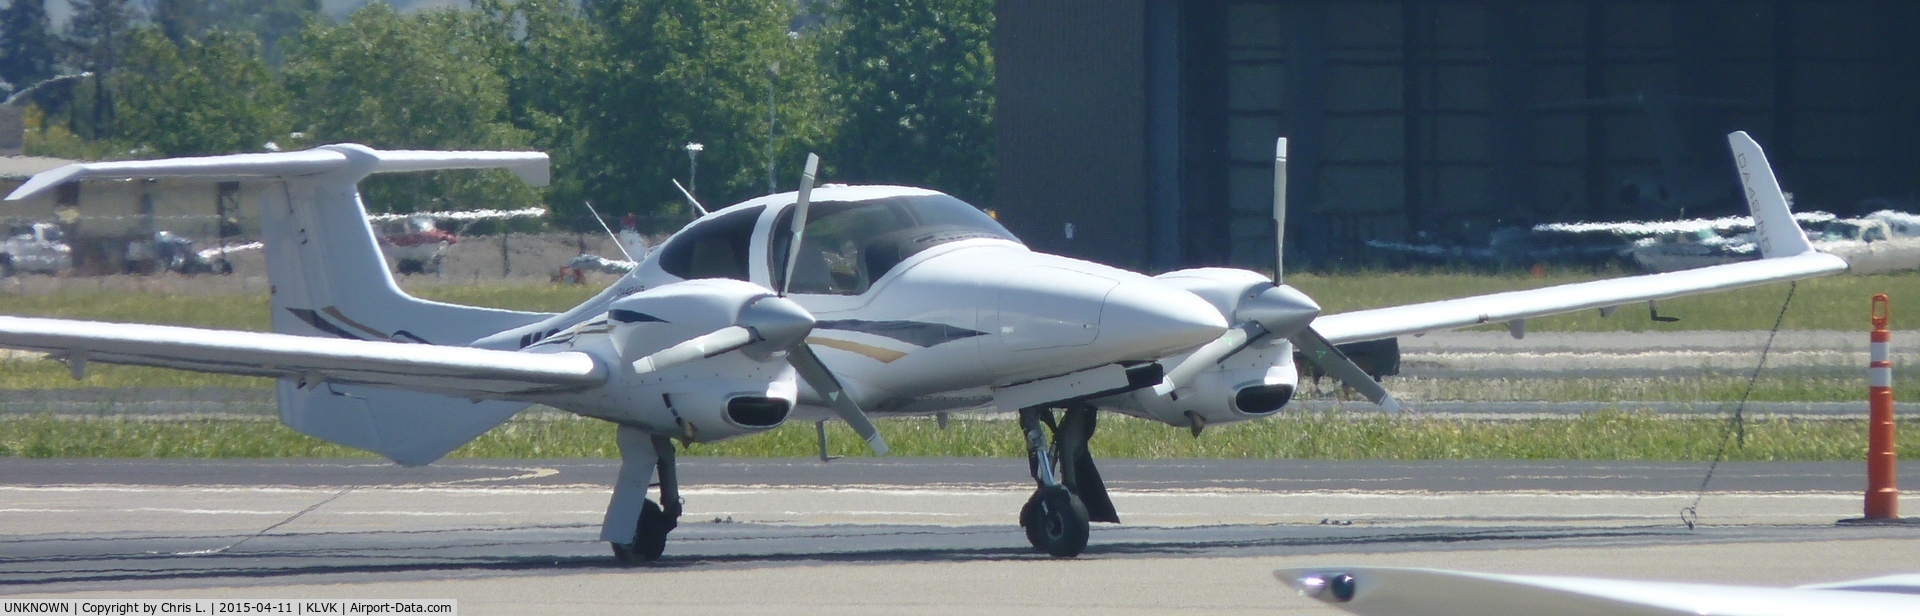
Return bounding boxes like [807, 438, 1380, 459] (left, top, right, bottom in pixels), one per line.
[3, 71, 93, 107]
[684, 142, 703, 202]
[766, 62, 778, 194]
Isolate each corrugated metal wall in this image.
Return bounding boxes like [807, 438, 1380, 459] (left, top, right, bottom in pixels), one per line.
[997, 0, 1920, 269]
[994, 0, 1150, 269]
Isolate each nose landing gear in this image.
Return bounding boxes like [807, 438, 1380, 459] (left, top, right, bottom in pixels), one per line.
[605, 426, 682, 564]
[1017, 405, 1118, 557]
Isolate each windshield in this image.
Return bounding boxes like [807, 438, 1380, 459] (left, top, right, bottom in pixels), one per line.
[770, 194, 1017, 295]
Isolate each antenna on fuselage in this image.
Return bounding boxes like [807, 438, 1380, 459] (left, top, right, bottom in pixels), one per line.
[581, 200, 633, 261]
[671, 178, 709, 217]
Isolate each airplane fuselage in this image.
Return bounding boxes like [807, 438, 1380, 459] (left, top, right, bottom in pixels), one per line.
[470, 186, 1291, 441]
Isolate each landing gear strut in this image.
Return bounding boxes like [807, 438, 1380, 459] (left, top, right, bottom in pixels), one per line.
[1017, 405, 1117, 557]
[605, 425, 681, 564]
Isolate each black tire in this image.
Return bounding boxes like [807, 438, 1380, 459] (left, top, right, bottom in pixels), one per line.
[610, 499, 672, 565]
[395, 258, 424, 275]
[0, 254, 13, 278]
[214, 259, 233, 275]
[1021, 492, 1045, 548]
[1021, 486, 1090, 557]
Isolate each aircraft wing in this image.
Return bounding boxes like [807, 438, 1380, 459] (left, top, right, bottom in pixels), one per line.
[1311, 250, 1845, 345]
[1313, 131, 1847, 345]
[0, 316, 604, 398]
[1275, 566, 1920, 616]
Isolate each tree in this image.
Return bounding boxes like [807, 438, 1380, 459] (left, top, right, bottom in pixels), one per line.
[0, 0, 57, 91]
[282, 3, 536, 212]
[577, 0, 834, 221]
[114, 27, 287, 156]
[155, 0, 319, 64]
[153, 0, 212, 45]
[824, 0, 994, 205]
[472, 0, 600, 225]
[65, 0, 134, 139]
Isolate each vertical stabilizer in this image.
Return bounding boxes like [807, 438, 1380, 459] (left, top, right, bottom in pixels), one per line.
[1727, 131, 1816, 259]
[7, 144, 560, 465]
[262, 145, 550, 465]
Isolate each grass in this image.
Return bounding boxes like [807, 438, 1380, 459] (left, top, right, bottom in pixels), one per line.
[0, 274, 1903, 462]
[0, 411, 1909, 462]
[1, 272, 1914, 334]
[1378, 374, 1920, 404]
[0, 281, 602, 331]
[1289, 269, 1920, 332]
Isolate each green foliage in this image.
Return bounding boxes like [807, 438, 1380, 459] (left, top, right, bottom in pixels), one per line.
[154, 0, 320, 64]
[114, 27, 289, 156]
[64, 0, 134, 140]
[33, 0, 1004, 229]
[0, 0, 56, 88]
[21, 103, 124, 160]
[822, 0, 994, 205]
[471, 0, 601, 225]
[573, 0, 834, 221]
[282, 3, 537, 212]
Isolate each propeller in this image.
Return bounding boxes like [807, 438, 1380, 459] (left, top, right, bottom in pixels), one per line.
[1155, 138, 1402, 412]
[775, 154, 889, 454]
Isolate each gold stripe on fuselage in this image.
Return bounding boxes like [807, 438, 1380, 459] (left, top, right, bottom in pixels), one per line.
[805, 336, 908, 363]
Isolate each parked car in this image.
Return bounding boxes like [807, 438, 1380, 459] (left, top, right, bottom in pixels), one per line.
[0, 222, 72, 276]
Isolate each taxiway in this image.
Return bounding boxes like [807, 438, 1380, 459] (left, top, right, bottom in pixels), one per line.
[3, 458, 1919, 614]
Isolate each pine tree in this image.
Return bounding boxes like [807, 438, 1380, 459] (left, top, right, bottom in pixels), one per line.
[0, 0, 56, 92]
[66, 0, 133, 138]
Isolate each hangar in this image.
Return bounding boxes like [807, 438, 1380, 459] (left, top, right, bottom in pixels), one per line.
[993, 0, 1920, 271]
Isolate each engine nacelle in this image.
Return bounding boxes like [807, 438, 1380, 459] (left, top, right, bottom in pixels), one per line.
[1092, 267, 1305, 429]
[533, 279, 801, 443]
[1105, 336, 1298, 428]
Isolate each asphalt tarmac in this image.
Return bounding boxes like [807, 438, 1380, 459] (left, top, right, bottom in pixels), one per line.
[5, 458, 1920, 615]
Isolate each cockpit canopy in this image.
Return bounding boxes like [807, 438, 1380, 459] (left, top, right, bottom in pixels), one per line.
[655, 191, 1018, 295]
[770, 193, 1017, 295]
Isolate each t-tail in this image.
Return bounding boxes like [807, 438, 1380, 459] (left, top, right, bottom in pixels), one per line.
[6, 144, 557, 465]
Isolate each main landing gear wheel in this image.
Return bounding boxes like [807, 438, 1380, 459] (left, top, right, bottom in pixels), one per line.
[1021, 485, 1090, 557]
[611, 499, 674, 564]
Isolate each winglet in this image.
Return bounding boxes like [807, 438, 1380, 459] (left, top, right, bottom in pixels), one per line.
[1729, 131, 1815, 258]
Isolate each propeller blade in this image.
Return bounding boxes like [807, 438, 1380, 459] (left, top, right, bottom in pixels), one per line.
[1154, 322, 1266, 396]
[787, 341, 887, 455]
[779, 153, 820, 297]
[1291, 327, 1401, 413]
[631, 325, 756, 374]
[1273, 137, 1287, 284]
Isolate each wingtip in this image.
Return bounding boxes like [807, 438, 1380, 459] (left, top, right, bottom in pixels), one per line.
[1727, 130, 1815, 259]
[5, 164, 82, 201]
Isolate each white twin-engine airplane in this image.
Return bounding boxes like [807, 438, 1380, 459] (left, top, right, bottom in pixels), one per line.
[0, 132, 1846, 562]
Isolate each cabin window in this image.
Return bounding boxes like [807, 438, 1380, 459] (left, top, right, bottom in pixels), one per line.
[770, 194, 1017, 295]
[658, 206, 763, 282]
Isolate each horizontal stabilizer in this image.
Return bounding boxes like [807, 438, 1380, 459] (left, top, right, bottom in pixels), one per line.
[5, 144, 548, 201]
